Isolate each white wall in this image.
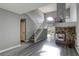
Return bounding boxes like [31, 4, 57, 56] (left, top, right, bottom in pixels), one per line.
[75, 4, 79, 54]
[46, 11, 57, 19]
[26, 15, 36, 40]
[27, 9, 44, 30]
[0, 8, 20, 51]
[70, 3, 77, 22]
[0, 7, 44, 51]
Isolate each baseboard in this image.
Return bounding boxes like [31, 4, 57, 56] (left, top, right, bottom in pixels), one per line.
[0, 44, 21, 53]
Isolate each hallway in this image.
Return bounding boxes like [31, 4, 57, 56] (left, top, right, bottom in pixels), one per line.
[0, 34, 78, 56]
[30, 36, 78, 56]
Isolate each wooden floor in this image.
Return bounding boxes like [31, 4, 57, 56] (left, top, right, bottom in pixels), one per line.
[0, 34, 78, 56]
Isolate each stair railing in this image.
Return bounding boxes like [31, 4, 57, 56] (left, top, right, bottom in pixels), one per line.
[34, 19, 46, 42]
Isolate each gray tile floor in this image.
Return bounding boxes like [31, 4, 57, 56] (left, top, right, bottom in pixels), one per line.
[0, 34, 78, 56]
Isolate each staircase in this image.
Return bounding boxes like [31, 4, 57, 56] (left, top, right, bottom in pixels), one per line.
[29, 18, 46, 43]
[26, 10, 47, 43]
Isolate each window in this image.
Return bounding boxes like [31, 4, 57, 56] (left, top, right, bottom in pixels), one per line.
[47, 17, 54, 21]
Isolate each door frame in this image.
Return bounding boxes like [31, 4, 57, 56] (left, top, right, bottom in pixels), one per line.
[20, 18, 26, 44]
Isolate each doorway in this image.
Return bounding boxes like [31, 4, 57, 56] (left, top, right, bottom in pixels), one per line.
[20, 19, 26, 44]
[47, 26, 55, 41]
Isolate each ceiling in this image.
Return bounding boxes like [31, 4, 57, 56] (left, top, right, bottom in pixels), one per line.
[39, 3, 57, 13]
[0, 3, 71, 14]
[0, 3, 49, 14]
[39, 3, 71, 13]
